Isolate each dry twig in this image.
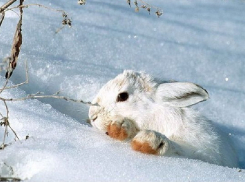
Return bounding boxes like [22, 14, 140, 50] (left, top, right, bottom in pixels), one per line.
[3, 91, 96, 106]
[0, 12, 5, 27]
[0, 0, 18, 14]
[0, 60, 96, 149]
[4, 3, 66, 14]
[0, 1, 76, 151]
[3, 3, 72, 34]
[0, 89, 95, 149]
[0, 0, 81, 154]
[0, 100, 19, 149]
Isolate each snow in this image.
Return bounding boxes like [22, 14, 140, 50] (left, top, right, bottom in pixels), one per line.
[0, 0, 245, 181]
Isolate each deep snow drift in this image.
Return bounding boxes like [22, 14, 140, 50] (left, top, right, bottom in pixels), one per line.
[0, 0, 245, 181]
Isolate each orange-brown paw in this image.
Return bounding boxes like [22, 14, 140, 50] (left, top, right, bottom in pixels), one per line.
[106, 123, 129, 141]
[131, 140, 157, 155]
[131, 130, 170, 155]
[106, 119, 137, 141]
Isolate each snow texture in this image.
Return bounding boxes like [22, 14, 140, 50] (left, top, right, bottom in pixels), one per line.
[0, 0, 245, 181]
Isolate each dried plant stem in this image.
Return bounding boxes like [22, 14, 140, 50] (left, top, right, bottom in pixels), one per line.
[0, 0, 89, 151]
[130, 0, 162, 16]
[0, 91, 95, 149]
[3, 3, 72, 35]
[0, 90, 95, 149]
[3, 92, 95, 106]
[0, 0, 17, 14]
[0, 99, 19, 149]
[5, 3, 67, 15]
[0, 58, 97, 149]
[2, 120, 9, 149]
[138, 0, 159, 10]
[0, 12, 5, 27]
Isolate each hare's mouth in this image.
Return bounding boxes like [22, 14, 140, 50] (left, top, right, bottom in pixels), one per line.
[86, 118, 92, 125]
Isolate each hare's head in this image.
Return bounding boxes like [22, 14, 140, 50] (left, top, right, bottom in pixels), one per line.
[89, 70, 209, 131]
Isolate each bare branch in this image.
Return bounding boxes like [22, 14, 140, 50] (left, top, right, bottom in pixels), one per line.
[4, 3, 72, 33]
[1, 101, 9, 149]
[0, 0, 17, 14]
[5, 3, 67, 15]
[3, 97, 20, 141]
[0, 117, 9, 149]
[2, 92, 97, 106]
[3, 100, 9, 118]
[0, 1, 92, 150]
[0, 12, 5, 27]
[0, 99, 19, 149]
[8, 123, 19, 141]
[55, 26, 66, 34]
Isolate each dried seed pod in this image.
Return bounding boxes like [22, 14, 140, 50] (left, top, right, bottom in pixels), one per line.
[62, 12, 67, 18]
[135, 7, 139, 12]
[62, 19, 67, 25]
[147, 7, 151, 14]
[141, 5, 147, 9]
[127, 0, 131, 7]
[155, 10, 163, 18]
[67, 19, 72, 27]
[134, 0, 138, 6]
[78, 0, 86, 5]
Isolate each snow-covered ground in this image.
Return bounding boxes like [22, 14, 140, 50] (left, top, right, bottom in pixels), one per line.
[0, 0, 245, 181]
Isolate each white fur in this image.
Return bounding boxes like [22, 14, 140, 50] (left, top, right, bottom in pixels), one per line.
[89, 70, 238, 167]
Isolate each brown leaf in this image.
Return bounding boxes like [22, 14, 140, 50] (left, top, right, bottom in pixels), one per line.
[5, 2, 24, 79]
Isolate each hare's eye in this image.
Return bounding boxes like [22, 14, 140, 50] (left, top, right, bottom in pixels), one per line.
[116, 92, 129, 102]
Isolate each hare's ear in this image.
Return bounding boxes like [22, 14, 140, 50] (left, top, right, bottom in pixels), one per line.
[155, 82, 209, 107]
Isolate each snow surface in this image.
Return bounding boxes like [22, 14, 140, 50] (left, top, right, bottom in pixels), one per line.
[0, 0, 245, 181]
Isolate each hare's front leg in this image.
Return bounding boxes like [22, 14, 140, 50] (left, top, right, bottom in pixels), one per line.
[106, 119, 138, 141]
[131, 130, 180, 155]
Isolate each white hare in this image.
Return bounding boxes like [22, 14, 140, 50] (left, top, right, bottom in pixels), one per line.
[89, 70, 238, 167]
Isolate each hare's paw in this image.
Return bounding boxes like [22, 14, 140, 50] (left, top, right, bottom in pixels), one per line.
[106, 119, 137, 141]
[131, 130, 170, 155]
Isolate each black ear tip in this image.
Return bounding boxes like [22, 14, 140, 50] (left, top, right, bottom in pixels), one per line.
[194, 83, 209, 99]
[203, 88, 210, 100]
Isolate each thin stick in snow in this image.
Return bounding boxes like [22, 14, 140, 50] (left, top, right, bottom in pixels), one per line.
[0, 12, 5, 27]
[0, 0, 18, 14]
